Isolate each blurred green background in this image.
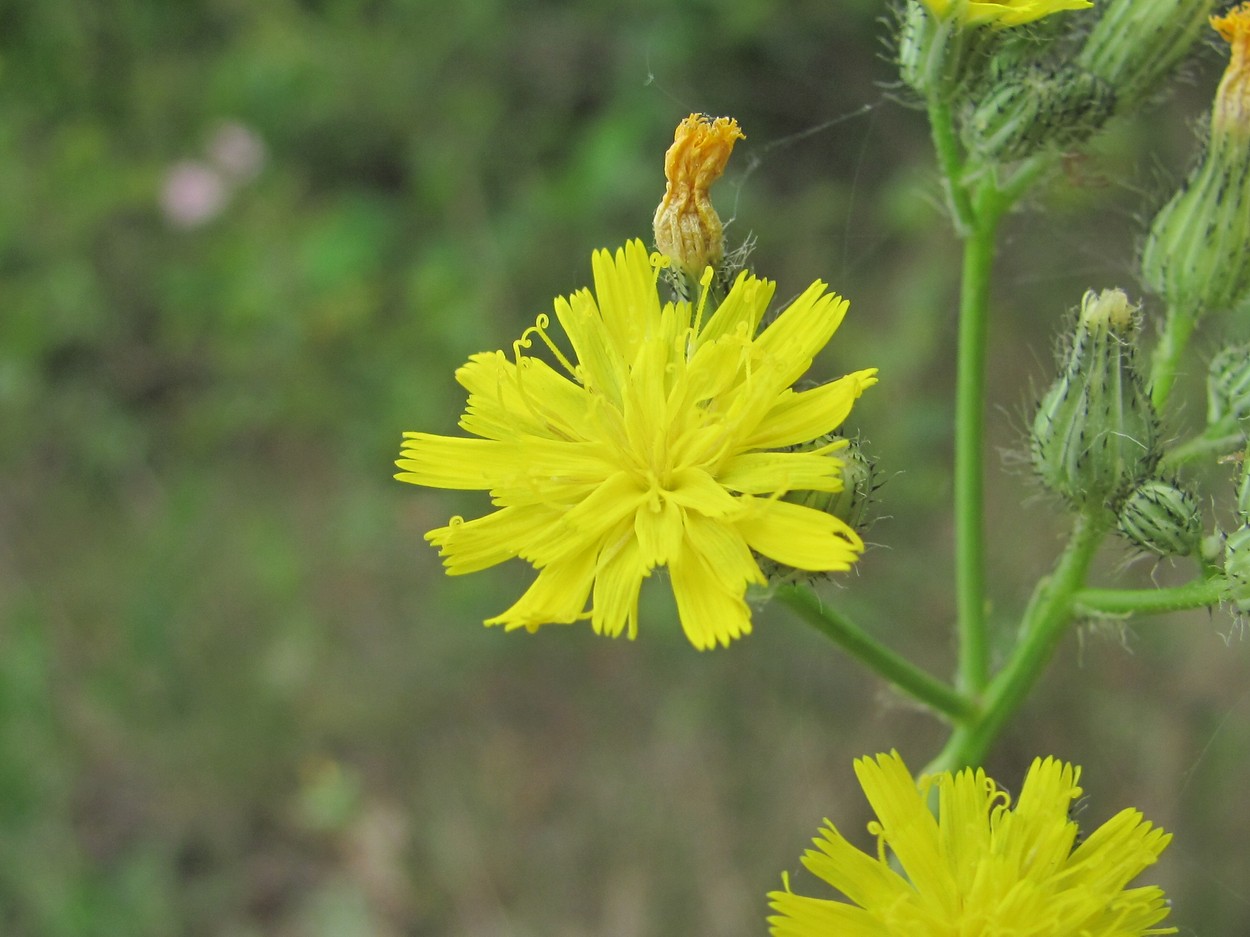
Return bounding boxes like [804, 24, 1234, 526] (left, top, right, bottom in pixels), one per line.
[3, 1, 1248, 933]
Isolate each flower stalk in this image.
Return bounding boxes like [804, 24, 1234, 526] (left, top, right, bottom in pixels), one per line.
[775, 586, 977, 723]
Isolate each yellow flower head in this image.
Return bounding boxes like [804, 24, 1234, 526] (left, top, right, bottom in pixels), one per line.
[396, 240, 876, 650]
[1212, 2, 1250, 138]
[769, 752, 1175, 937]
[652, 114, 745, 278]
[922, 0, 1093, 28]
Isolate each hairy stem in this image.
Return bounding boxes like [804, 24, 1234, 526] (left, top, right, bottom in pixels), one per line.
[1074, 578, 1232, 617]
[952, 188, 1005, 696]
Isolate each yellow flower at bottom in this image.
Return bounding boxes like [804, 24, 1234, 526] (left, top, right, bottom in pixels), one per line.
[769, 752, 1175, 937]
[395, 240, 876, 650]
[922, 0, 1092, 28]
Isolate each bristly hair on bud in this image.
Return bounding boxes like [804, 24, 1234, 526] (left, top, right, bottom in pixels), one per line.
[961, 61, 1115, 163]
[1116, 477, 1203, 557]
[1207, 342, 1250, 430]
[1031, 289, 1162, 514]
[1223, 522, 1250, 611]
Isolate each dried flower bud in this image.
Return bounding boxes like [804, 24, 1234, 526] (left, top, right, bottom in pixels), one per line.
[652, 114, 744, 283]
[1116, 478, 1203, 557]
[1032, 289, 1161, 512]
[1141, 5, 1250, 312]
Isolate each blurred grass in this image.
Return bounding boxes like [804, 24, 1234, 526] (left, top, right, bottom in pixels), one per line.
[2, 1, 1249, 934]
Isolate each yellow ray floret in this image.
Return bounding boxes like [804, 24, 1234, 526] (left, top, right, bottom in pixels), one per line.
[396, 240, 876, 649]
[922, 0, 1092, 28]
[769, 752, 1175, 936]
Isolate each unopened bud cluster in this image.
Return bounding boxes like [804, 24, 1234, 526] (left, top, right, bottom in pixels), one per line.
[897, 0, 1216, 171]
[1032, 289, 1161, 513]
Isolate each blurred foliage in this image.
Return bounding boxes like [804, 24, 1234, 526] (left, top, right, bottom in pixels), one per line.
[1, 0, 1248, 934]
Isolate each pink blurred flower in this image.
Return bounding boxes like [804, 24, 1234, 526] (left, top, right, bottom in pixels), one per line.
[160, 161, 228, 228]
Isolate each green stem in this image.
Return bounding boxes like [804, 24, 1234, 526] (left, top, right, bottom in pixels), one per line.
[1073, 578, 1231, 617]
[1161, 425, 1246, 468]
[1150, 304, 1201, 412]
[926, 512, 1106, 773]
[952, 189, 1004, 696]
[927, 98, 974, 233]
[775, 585, 977, 724]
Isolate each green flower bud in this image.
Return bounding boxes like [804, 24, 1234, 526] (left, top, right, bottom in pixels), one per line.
[897, 0, 966, 98]
[1223, 523, 1250, 609]
[1141, 7, 1250, 312]
[1032, 289, 1161, 511]
[1077, 0, 1215, 113]
[1207, 342, 1250, 427]
[962, 63, 1115, 162]
[1116, 478, 1202, 556]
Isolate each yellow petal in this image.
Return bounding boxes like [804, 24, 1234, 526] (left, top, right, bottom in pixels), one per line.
[589, 240, 663, 366]
[591, 531, 650, 639]
[666, 467, 744, 519]
[743, 369, 878, 451]
[484, 550, 597, 631]
[767, 893, 880, 937]
[697, 270, 776, 345]
[395, 434, 510, 489]
[552, 289, 627, 405]
[425, 505, 561, 574]
[718, 449, 845, 495]
[854, 754, 954, 908]
[457, 351, 594, 442]
[668, 543, 754, 649]
[682, 511, 764, 590]
[802, 821, 909, 912]
[737, 498, 863, 571]
[633, 495, 684, 567]
[752, 285, 849, 386]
